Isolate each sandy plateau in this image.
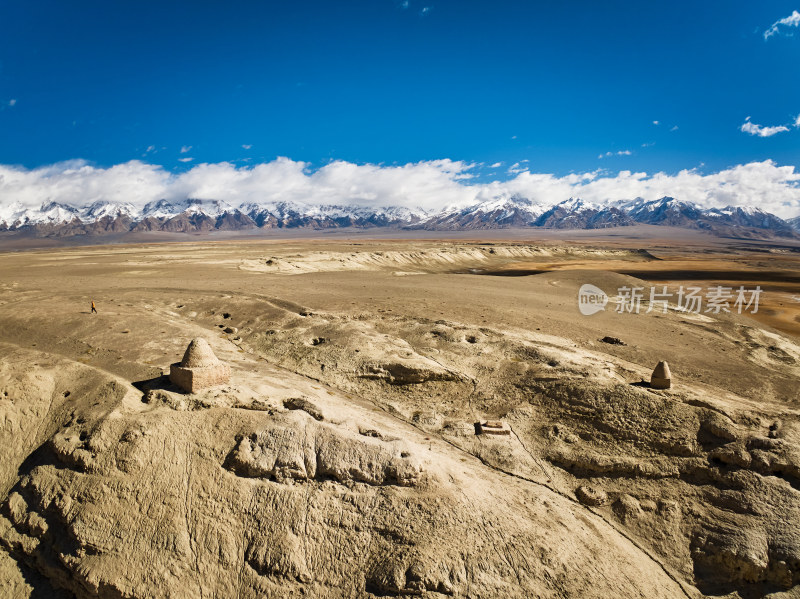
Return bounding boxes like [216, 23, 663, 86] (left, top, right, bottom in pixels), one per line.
[0, 231, 799, 599]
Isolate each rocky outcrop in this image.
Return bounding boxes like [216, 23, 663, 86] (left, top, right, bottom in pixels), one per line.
[226, 422, 422, 487]
[0, 355, 692, 599]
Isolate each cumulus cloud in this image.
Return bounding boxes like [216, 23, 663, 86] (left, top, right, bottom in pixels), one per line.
[242, 144, 252, 150]
[764, 10, 800, 40]
[178, 157, 194, 163]
[180, 145, 192, 153]
[652, 120, 659, 125]
[490, 162, 502, 168]
[0, 161, 172, 209]
[1, 157, 799, 218]
[741, 116, 790, 137]
[598, 150, 632, 159]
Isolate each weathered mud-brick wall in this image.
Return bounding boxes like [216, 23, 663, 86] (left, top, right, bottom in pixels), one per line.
[169, 362, 231, 393]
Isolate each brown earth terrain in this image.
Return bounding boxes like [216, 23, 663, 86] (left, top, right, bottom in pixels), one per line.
[0, 230, 799, 598]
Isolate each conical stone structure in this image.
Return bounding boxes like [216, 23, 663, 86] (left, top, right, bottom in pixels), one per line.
[170, 338, 230, 393]
[650, 360, 672, 389]
[180, 338, 221, 368]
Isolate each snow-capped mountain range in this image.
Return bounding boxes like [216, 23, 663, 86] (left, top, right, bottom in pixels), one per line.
[0, 196, 798, 239]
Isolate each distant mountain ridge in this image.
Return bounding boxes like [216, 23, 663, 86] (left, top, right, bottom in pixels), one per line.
[0, 195, 798, 239]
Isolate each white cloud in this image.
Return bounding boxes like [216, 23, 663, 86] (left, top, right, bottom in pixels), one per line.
[511, 135, 517, 140]
[400, 0, 409, 8]
[641, 142, 655, 148]
[598, 150, 632, 159]
[652, 120, 659, 125]
[795, 115, 800, 128]
[498, 160, 800, 218]
[180, 145, 192, 153]
[420, 6, 430, 15]
[670, 125, 678, 131]
[0, 161, 173, 210]
[146, 145, 156, 153]
[1, 157, 799, 218]
[490, 162, 502, 168]
[178, 157, 194, 163]
[8, 99, 16, 107]
[740, 116, 790, 137]
[764, 10, 800, 40]
[242, 144, 252, 150]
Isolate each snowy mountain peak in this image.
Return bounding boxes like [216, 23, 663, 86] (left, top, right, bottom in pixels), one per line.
[23, 202, 80, 225]
[140, 198, 236, 219]
[0, 195, 796, 238]
[450, 195, 541, 215]
[555, 197, 596, 212]
[81, 201, 137, 221]
[182, 199, 235, 217]
[141, 199, 179, 219]
[0, 201, 27, 226]
[710, 205, 765, 216]
[622, 196, 700, 213]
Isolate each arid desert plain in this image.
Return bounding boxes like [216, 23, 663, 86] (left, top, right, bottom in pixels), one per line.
[1, 228, 799, 599]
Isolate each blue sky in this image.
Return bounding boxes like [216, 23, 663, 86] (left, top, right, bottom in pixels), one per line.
[1, 0, 798, 176]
